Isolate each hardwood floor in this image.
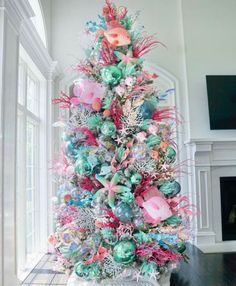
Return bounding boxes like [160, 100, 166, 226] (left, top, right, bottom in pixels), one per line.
[171, 244, 236, 286]
[22, 244, 236, 286]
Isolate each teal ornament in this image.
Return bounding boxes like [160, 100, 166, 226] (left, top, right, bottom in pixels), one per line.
[87, 155, 99, 168]
[140, 101, 156, 119]
[113, 239, 136, 264]
[139, 119, 152, 130]
[99, 165, 112, 175]
[65, 141, 78, 158]
[130, 173, 142, 185]
[102, 228, 118, 245]
[145, 135, 161, 147]
[165, 215, 182, 225]
[75, 261, 100, 279]
[75, 158, 92, 175]
[101, 65, 122, 86]
[141, 261, 158, 277]
[101, 121, 116, 137]
[114, 202, 133, 223]
[166, 146, 176, 159]
[177, 242, 186, 253]
[159, 181, 181, 197]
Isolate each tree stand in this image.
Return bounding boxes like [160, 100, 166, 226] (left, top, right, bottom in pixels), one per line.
[67, 272, 171, 286]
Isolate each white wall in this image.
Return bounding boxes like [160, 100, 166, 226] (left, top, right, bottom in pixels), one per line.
[182, 0, 236, 140]
[48, 0, 236, 142]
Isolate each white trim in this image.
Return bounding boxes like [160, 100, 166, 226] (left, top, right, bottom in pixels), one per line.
[0, 0, 34, 32]
[20, 18, 53, 78]
[0, 1, 60, 284]
[186, 139, 236, 252]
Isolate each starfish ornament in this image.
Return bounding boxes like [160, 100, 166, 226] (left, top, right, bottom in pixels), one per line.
[149, 271, 159, 281]
[115, 49, 143, 77]
[115, 135, 124, 145]
[161, 163, 169, 172]
[119, 125, 129, 136]
[94, 173, 131, 208]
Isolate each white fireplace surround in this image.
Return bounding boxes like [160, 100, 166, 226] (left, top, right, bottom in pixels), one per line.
[185, 139, 236, 253]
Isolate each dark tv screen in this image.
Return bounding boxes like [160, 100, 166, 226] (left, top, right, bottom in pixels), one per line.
[206, 75, 236, 129]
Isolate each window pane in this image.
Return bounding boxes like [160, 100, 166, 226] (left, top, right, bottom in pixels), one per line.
[18, 64, 24, 105]
[26, 121, 36, 258]
[27, 74, 39, 115]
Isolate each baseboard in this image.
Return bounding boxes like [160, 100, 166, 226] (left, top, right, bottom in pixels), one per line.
[197, 241, 236, 253]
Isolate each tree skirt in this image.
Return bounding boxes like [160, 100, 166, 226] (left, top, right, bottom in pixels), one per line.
[67, 272, 171, 286]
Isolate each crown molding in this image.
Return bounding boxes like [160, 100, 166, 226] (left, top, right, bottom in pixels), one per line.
[20, 18, 58, 79]
[49, 61, 62, 81]
[0, 0, 34, 32]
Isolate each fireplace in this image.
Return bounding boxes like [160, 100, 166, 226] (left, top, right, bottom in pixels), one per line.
[185, 139, 236, 252]
[220, 177, 236, 241]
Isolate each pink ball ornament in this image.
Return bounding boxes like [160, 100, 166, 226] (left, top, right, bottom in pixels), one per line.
[73, 79, 106, 106]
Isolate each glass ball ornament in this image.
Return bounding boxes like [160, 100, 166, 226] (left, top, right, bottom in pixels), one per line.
[101, 65, 122, 86]
[112, 239, 136, 264]
[114, 202, 133, 223]
[145, 134, 161, 147]
[130, 173, 142, 185]
[166, 146, 176, 159]
[133, 217, 145, 230]
[101, 121, 117, 137]
[131, 143, 147, 161]
[65, 141, 79, 158]
[75, 261, 100, 279]
[177, 241, 186, 253]
[159, 181, 181, 198]
[75, 158, 92, 175]
[140, 101, 156, 119]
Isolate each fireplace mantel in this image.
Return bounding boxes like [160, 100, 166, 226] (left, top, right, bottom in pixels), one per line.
[185, 138, 236, 253]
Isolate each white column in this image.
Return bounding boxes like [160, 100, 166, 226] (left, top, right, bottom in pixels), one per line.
[0, 1, 33, 285]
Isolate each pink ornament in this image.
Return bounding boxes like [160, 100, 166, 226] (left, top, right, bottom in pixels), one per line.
[125, 76, 135, 86]
[73, 79, 106, 106]
[148, 124, 159, 134]
[115, 85, 125, 96]
[136, 132, 147, 143]
[136, 186, 172, 225]
[48, 234, 57, 245]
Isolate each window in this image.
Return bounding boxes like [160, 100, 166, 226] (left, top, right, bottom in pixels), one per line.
[17, 46, 47, 280]
[28, 0, 47, 47]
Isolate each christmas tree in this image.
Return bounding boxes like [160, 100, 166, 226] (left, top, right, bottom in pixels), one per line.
[49, 1, 191, 284]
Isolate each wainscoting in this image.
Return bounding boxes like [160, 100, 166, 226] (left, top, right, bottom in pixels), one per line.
[22, 245, 236, 286]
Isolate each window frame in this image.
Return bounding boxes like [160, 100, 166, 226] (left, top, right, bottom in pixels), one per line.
[16, 46, 48, 280]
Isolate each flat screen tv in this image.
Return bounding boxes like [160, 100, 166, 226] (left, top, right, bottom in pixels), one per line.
[206, 75, 236, 130]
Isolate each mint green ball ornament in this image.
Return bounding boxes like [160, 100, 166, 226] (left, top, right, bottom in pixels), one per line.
[166, 146, 176, 159]
[145, 134, 161, 147]
[101, 65, 122, 86]
[101, 121, 116, 137]
[75, 261, 100, 279]
[130, 173, 142, 185]
[113, 239, 136, 264]
[75, 158, 92, 175]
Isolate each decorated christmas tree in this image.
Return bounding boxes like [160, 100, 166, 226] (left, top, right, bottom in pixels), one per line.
[49, 1, 191, 285]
